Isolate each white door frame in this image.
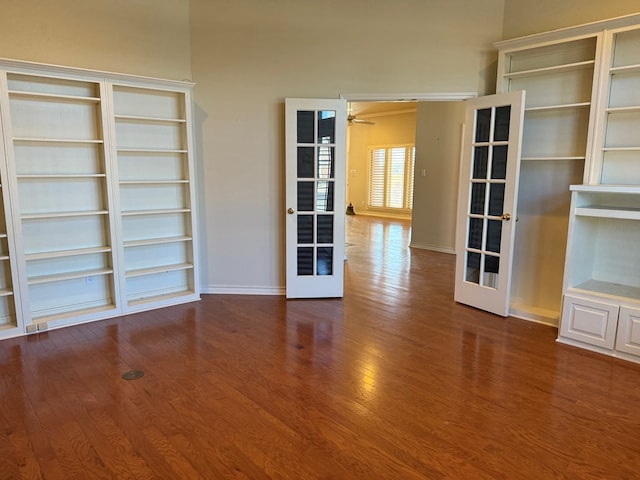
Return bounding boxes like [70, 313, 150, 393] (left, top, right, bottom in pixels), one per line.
[339, 91, 477, 237]
[341, 93, 477, 102]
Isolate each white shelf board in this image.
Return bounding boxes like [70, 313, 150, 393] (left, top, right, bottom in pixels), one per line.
[125, 263, 193, 278]
[127, 289, 197, 307]
[525, 102, 591, 112]
[570, 184, 640, 194]
[606, 106, 640, 113]
[31, 304, 116, 324]
[121, 208, 191, 217]
[8, 90, 101, 103]
[575, 205, 640, 220]
[117, 148, 187, 154]
[610, 64, 640, 75]
[13, 137, 104, 145]
[124, 236, 192, 248]
[115, 114, 186, 124]
[28, 267, 113, 285]
[119, 180, 189, 185]
[17, 174, 106, 179]
[569, 279, 640, 302]
[504, 60, 595, 79]
[21, 209, 109, 220]
[522, 156, 585, 161]
[25, 246, 112, 261]
[602, 147, 640, 152]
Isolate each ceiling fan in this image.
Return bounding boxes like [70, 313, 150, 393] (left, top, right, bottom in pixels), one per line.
[347, 114, 375, 126]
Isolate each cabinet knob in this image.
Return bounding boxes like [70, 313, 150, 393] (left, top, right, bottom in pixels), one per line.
[501, 213, 511, 221]
[287, 208, 295, 215]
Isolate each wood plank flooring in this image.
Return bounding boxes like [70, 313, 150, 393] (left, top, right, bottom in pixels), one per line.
[2, 215, 640, 479]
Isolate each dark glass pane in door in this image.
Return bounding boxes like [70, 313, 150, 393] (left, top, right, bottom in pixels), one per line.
[485, 255, 500, 274]
[472, 146, 489, 179]
[470, 183, 486, 215]
[318, 111, 335, 143]
[317, 215, 333, 243]
[297, 247, 313, 275]
[486, 220, 502, 253]
[488, 183, 505, 216]
[493, 106, 511, 141]
[475, 108, 491, 142]
[491, 145, 508, 180]
[298, 215, 314, 243]
[297, 181, 314, 211]
[317, 247, 333, 275]
[468, 218, 483, 250]
[297, 111, 314, 143]
[298, 147, 314, 178]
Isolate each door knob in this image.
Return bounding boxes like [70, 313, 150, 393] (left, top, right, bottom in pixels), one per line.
[501, 213, 511, 221]
[287, 208, 295, 215]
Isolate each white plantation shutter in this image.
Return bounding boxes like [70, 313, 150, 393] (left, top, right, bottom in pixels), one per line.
[368, 148, 386, 207]
[407, 147, 415, 209]
[388, 147, 406, 208]
[367, 144, 415, 211]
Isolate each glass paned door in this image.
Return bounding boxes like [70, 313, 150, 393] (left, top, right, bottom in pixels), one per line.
[285, 98, 347, 298]
[454, 91, 525, 316]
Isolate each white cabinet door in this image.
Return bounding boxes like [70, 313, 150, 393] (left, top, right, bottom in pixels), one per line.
[454, 91, 525, 316]
[615, 305, 640, 356]
[285, 98, 347, 298]
[560, 295, 619, 350]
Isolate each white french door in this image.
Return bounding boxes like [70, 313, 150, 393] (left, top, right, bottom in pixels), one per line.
[285, 98, 347, 298]
[454, 91, 525, 316]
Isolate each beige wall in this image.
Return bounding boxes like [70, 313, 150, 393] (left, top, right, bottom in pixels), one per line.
[503, 0, 640, 39]
[190, 0, 505, 292]
[347, 109, 417, 219]
[0, 0, 192, 80]
[410, 102, 466, 253]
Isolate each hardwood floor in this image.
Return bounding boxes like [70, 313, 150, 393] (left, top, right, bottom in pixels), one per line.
[2, 214, 640, 479]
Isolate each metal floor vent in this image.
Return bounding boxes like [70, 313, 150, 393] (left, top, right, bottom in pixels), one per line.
[121, 370, 145, 380]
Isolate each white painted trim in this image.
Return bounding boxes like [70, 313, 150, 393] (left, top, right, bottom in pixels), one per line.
[355, 211, 412, 221]
[495, 12, 640, 51]
[357, 108, 417, 119]
[409, 243, 455, 255]
[341, 92, 477, 102]
[202, 285, 285, 296]
[0, 57, 194, 89]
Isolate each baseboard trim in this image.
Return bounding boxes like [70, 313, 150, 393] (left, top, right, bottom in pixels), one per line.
[409, 242, 455, 255]
[202, 285, 285, 296]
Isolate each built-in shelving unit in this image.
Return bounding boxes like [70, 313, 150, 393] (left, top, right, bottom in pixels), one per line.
[589, 26, 640, 185]
[559, 186, 640, 361]
[0, 59, 199, 339]
[557, 23, 640, 363]
[495, 35, 599, 324]
[111, 84, 198, 310]
[5, 73, 118, 326]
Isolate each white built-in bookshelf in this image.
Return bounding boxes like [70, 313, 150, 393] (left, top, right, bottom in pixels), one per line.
[496, 15, 640, 362]
[0, 60, 199, 339]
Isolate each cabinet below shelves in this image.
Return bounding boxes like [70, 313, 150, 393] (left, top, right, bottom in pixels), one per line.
[559, 294, 640, 363]
[559, 185, 640, 362]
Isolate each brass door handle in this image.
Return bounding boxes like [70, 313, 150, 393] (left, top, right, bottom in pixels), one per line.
[501, 213, 511, 221]
[287, 208, 295, 215]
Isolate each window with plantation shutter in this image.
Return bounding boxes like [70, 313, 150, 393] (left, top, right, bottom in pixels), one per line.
[367, 144, 415, 211]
